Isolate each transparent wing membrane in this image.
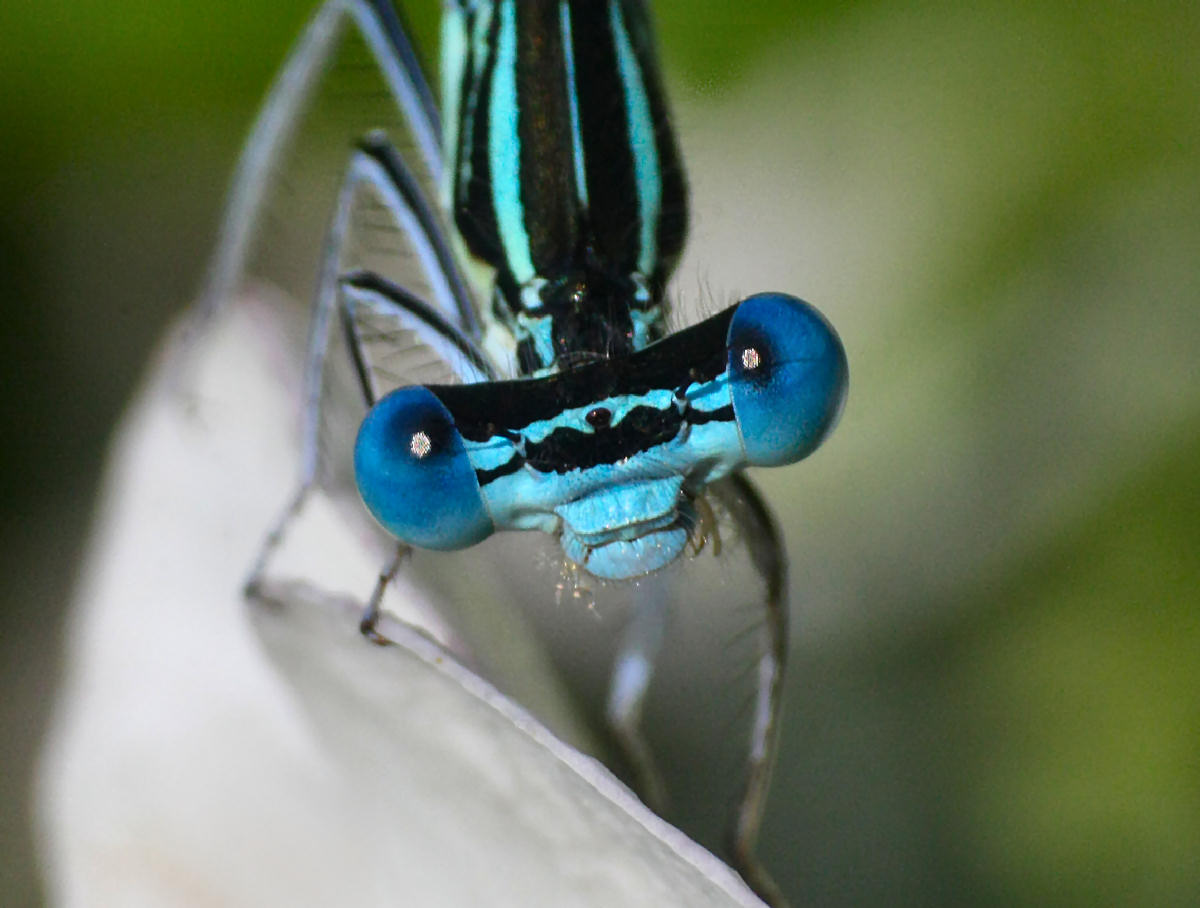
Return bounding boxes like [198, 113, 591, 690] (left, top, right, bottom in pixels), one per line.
[335, 136, 479, 333]
[198, 0, 448, 346]
[340, 273, 494, 398]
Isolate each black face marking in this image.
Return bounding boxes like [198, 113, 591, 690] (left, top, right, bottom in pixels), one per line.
[476, 453, 525, 486]
[474, 400, 735, 486]
[531, 403, 682, 472]
[432, 304, 736, 441]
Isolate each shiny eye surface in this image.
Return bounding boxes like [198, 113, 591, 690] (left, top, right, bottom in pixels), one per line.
[727, 292, 849, 467]
[354, 386, 494, 550]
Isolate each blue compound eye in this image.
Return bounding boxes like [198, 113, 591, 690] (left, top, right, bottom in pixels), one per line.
[354, 386, 494, 550]
[728, 293, 849, 467]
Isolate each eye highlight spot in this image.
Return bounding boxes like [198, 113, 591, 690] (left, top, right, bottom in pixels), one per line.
[740, 346, 762, 372]
[409, 430, 432, 459]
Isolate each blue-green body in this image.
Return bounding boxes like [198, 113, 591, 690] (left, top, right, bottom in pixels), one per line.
[352, 0, 847, 581]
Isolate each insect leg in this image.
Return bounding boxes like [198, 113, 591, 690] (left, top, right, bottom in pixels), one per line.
[713, 474, 789, 907]
[605, 582, 671, 816]
[359, 543, 410, 644]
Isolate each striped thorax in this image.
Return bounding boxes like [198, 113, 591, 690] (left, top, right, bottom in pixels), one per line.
[441, 0, 687, 376]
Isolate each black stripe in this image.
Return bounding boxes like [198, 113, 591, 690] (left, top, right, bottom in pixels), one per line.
[455, 5, 506, 267]
[572, 0, 641, 272]
[339, 284, 377, 408]
[687, 403, 735, 425]
[625, 0, 688, 283]
[516, 0, 581, 273]
[476, 454, 524, 486]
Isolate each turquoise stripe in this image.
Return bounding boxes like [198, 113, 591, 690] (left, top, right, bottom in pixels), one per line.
[488, 0, 536, 283]
[439, 7, 467, 208]
[558, 2, 590, 208]
[609, 0, 661, 275]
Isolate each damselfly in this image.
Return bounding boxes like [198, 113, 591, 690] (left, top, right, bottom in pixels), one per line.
[200, 1, 847, 904]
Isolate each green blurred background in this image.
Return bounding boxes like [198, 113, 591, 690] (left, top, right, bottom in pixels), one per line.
[2, 0, 1196, 904]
